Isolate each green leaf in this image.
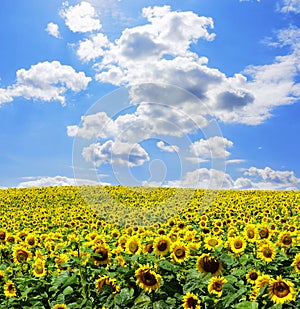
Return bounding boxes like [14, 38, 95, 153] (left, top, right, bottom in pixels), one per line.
[158, 260, 179, 273]
[63, 286, 74, 296]
[233, 301, 259, 309]
[134, 294, 151, 307]
[115, 288, 134, 305]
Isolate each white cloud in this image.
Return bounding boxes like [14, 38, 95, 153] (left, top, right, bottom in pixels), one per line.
[167, 168, 233, 189]
[45, 22, 60, 38]
[77, 33, 110, 62]
[60, 1, 102, 33]
[156, 141, 179, 153]
[244, 166, 300, 185]
[67, 111, 117, 139]
[0, 61, 91, 105]
[190, 136, 233, 159]
[226, 159, 246, 165]
[90, 6, 300, 126]
[82, 140, 150, 167]
[277, 0, 300, 13]
[17, 175, 105, 188]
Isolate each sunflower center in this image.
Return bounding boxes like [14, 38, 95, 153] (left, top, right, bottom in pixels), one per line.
[129, 242, 139, 253]
[259, 229, 269, 238]
[35, 265, 44, 274]
[203, 256, 220, 274]
[28, 239, 35, 245]
[247, 230, 255, 238]
[213, 282, 223, 292]
[17, 250, 28, 263]
[143, 271, 157, 286]
[250, 272, 258, 280]
[8, 284, 15, 292]
[283, 236, 292, 245]
[273, 281, 290, 298]
[263, 248, 272, 258]
[175, 248, 185, 258]
[93, 248, 108, 262]
[187, 297, 198, 308]
[157, 241, 168, 251]
[234, 241, 243, 249]
[0, 232, 6, 241]
[208, 239, 218, 246]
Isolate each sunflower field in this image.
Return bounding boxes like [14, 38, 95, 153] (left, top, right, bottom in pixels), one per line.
[0, 185, 299, 309]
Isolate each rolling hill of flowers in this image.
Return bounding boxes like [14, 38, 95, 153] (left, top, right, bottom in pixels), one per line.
[0, 185, 299, 308]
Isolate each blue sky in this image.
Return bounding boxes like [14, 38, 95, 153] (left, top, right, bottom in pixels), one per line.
[1, 0, 300, 190]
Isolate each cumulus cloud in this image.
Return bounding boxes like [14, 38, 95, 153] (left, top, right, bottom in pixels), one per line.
[167, 168, 233, 189]
[17, 175, 105, 188]
[60, 1, 102, 33]
[82, 140, 150, 167]
[89, 6, 300, 126]
[156, 141, 179, 153]
[277, 0, 300, 13]
[77, 33, 110, 62]
[45, 22, 60, 38]
[190, 136, 233, 159]
[0, 61, 91, 105]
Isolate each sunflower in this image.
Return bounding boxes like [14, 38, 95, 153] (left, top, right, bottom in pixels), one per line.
[95, 275, 120, 294]
[125, 236, 141, 255]
[256, 225, 271, 240]
[32, 259, 46, 277]
[268, 276, 296, 305]
[13, 245, 31, 264]
[153, 236, 171, 256]
[25, 233, 37, 248]
[92, 243, 111, 265]
[51, 305, 68, 309]
[196, 254, 222, 277]
[171, 242, 190, 263]
[135, 264, 162, 293]
[291, 253, 300, 273]
[182, 291, 201, 309]
[246, 269, 260, 284]
[255, 274, 272, 289]
[229, 236, 247, 254]
[244, 224, 257, 243]
[257, 241, 276, 263]
[208, 276, 227, 297]
[4, 280, 17, 298]
[277, 231, 294, 247]
[55, 253, 69, 271]
[204, 235, 222, 251]
[0, 229, 6, 243]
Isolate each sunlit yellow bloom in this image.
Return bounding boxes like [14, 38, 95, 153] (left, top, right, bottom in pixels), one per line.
[135, 264, 162, 293]
[13, 245, 31, 264]
[246, 269, 260, 284]
[196, 254, 222, 276]
[95, 275, 120, 294]
[153, 236, 171, 256]
[291, 253, 300, 274]
[51, 304, 68, 309]
[171, 241, 190, 263]
[257, 241, 276, 262]
[208, 276, 227, 297]
[255, 274, 272, 289]
[204, 235, 222, 251]
[268, 276, 296, 305]
[229, 236, 247, 254]
[92, 242, 111, 265]
[182, 292, 201, 309]
[125, 236, 141, 255]
[4, 280, 17, 298]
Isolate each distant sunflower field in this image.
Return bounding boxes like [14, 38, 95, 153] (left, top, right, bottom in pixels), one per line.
[0, 186, 299, 308]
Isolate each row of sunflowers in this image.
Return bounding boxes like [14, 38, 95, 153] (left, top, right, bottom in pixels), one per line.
[0, 185, 299, 308]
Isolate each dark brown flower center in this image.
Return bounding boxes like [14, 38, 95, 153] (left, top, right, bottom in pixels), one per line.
[263, 248, 272, 258]
[282, 236, 292, 245]
[203, 256, 220, 274]
[93, 248, 108, 262]
[213, 282, 223, 292]
[250, 272, 258, 280]
[259, 228, 269, 238]
[175, 248, 185, 258]
[16, 250, 28, 263]
[247, 230, 255, 238]
[142, 271, 157, 286]
[234, 241, 243, 249]
[273, 281, 290, 298]
[157, 241, 168, 252]
[187, 297, 198, 309]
